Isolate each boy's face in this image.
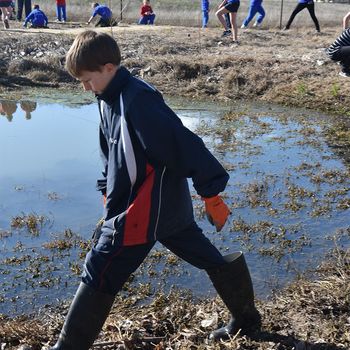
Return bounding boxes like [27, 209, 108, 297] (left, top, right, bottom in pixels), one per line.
[77, 64, 117, 95]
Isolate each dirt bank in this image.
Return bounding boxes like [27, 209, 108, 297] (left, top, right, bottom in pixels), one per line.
[1, 23, 349, 114]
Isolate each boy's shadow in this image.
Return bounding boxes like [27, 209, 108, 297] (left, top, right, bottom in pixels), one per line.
[249, 330, 344, 350]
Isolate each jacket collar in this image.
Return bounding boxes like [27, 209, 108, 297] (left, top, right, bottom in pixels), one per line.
[97, 66, 131, 105]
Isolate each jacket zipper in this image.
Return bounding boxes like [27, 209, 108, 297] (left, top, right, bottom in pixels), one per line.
[153, 166, 166, 241]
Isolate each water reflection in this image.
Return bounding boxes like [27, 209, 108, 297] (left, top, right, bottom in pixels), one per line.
[0, 99, 37, 122]
[0, 100, 17, 122]
[20, 101, 37, 120]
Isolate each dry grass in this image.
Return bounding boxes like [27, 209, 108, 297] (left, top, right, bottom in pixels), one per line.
[0, 248, 348, 349]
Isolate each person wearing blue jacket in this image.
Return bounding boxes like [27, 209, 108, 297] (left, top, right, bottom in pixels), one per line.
[241, 0, 265, 28]
[49, 30, 261, 349]
[201, 0, 209, 28]
[23, 4, 48, 28]
[284, 0, 320, 32]
[87, 2, 112, 27]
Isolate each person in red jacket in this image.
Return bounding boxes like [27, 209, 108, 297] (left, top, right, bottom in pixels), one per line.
[138, 0, 155, 25]
[55, 0, 66, 22]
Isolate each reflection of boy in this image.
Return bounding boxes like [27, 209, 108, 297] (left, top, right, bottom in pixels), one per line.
[23, 4, 48, 28]
[49, 30, 261, 349]
[0, 100, 17, 122]
[87, 2, 112, 27]
[138, 0, 155, 25]
[20, 100, 37, 120]
[327, 28, 350, 78]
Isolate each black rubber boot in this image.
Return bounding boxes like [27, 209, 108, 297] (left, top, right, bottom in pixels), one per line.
[206, 252, 261, 341]
[50, 282, 115, 350]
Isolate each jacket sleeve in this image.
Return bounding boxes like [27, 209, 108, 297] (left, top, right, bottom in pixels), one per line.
[140, 5, 146, 16]
[96, 122, 109, 195]
[24, 12, 33, 25]
[127, 89, 229, 198]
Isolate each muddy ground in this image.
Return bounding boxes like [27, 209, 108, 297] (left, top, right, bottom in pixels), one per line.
[0, 247, 349, 350]
[0, 22, 349, 349]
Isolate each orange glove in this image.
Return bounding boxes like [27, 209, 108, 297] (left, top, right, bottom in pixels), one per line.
[103, 194, 106, 206]
[202, 195, 230, 232]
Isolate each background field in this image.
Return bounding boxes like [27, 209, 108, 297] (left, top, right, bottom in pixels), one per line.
[37, 0, 350, 28]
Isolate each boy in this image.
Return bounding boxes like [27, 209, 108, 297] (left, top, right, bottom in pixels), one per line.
[138, 0, 155, 25]
[327, 28, 350, 78]
[23, 4, 48, 28]
[87, 2, 112, 27]
[50, 30, 261, 349]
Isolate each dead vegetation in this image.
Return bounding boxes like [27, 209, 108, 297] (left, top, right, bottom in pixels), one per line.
[0, 24, 350, 117]
[0, 248, 348, 350]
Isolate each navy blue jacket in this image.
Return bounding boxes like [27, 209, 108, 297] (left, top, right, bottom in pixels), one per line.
[97, 66, 229, 246]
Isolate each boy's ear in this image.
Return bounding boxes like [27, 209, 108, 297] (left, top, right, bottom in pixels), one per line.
[104, 63, 117, 73]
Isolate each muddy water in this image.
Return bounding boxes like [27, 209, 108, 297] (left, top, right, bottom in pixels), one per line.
[0, 95, 349, 316]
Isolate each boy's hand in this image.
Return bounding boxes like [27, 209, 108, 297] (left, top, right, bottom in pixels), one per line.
[103, 194, 106, 206]
[202, 195, 230, 232]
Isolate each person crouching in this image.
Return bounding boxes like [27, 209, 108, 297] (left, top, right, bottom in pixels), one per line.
[23, 4, 48, 28]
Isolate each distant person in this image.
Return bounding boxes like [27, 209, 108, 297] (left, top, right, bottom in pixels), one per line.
[87, 2, 112, 27]
[20, 100, 37, 120]
[284, 0, 320, 32]
[327, 28, 350, 77]
[16, 0, 31, 21]
[23, 4, 48, 28]
[241, 0, 265, 28]
[343, 11, 350, 30]
[0, 1, 15, 20]
[138, 0, 155, 25]
[55, 0, 67, 23]
[0, 0, 13, 28]
[0, 100, 17, 122]
[216, 0, 240, 43]
[216, 0, 232, 36]
[201, 0, 209, 28]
